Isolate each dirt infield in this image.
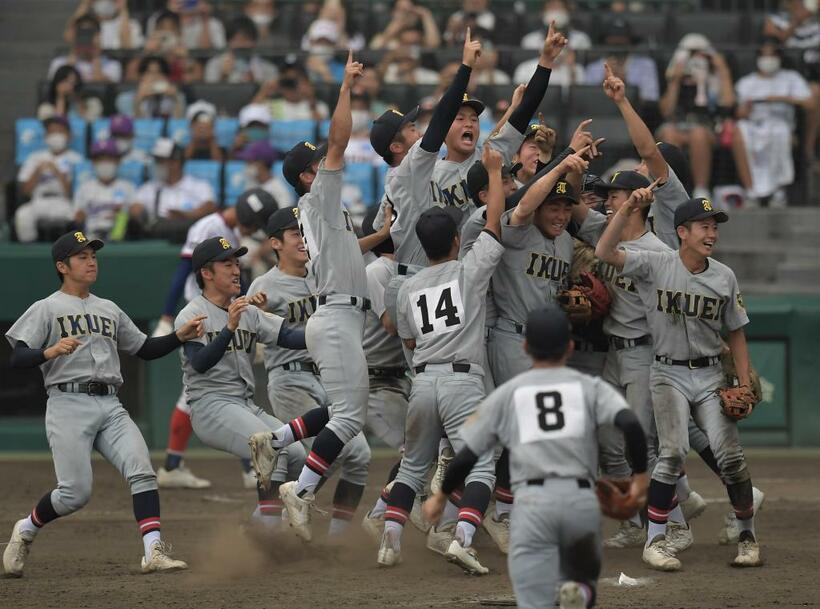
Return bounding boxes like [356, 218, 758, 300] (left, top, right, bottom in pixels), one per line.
[2, 449, 819, 608]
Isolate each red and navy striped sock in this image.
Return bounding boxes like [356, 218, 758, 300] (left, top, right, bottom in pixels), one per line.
[384, 481, 416, 528]
[456, 481, 491, 547]
[290, 407, 330, 442]
[30, 492, 61, 529]
[133, 490, 161, 538]
[297, 428, 345, 496]
[646, 479, 676, 543]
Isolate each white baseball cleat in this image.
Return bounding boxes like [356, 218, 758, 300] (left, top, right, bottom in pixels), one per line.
[377, 529, 401, 567]
[361, 510, 385, 545]
[241, 469, 258, 489]
[140, 541, 188, 574]
[603, 520, 646, 548]
[426, 522, 455, 556]
[680, 490, 707, 522]
[3, 519, 35, 577]
[719, 487, 766, 545]
[731, 536, 763, 568]
[157, 465, 211, 489]
[430, 445, 454, 496]
[558, 581, 587, 609]
[483, 509, 510, 554]
[248, 432, 278, 491]
[642, 535, 682, 571]
[409, 496, 432, 533]
[278, 481, 314, 542]
[665, 521, 694, 554]
[446, 539, 489, 575]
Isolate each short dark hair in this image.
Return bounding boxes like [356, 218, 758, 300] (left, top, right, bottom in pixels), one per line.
[56, 258, 71, 283]
[195, 262, 215, 289]
[74, 13, 100, 33]
[418, 224, 457, 261]
[156, 9, 181, 29]
[138, 55, 171, 77]
[227, 16, 258, 42]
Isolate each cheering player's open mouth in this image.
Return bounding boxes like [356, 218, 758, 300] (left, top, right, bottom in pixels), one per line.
[460, 129, 474, 145]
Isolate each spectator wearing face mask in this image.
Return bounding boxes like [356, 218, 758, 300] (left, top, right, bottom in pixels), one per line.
[147, 0, 226, 50]
[73, 140, 136, 240]
[521, 0, 591, 51]
[377, 28, 440, 85]
[185, 102, 224, 161]
[252, 60, 330, 120]
[303, 19, 347, 84]
[370, 0, 441, 50]
[231, 104, 272, 158]
[734, 40, 813, 206]
[204, 16, 278, 83]
[64, 0, 144, 50]
[116, 56, 186, 118]
[244, 0, 291, 48]
[15, 116, 83, 243]
[236, 140, 295, 207]
[49, 13, 122, 83]
[109, 114, 152, 166]
[128, 10, 193, 82]
[584, 17, 659, 102]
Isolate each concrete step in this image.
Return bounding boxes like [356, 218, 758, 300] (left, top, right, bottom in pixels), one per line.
[777, 262, 820, 285]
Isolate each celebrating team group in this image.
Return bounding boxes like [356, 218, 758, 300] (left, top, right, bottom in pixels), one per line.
[4, 21, 765, 609]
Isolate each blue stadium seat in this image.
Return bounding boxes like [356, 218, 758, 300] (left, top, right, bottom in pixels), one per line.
[118, 160, 146, 186]
[184, 160, 221, 200]
[91, 118, 111, 142]
[166, 119, 191, 146]
[317, 119, 331, 140]
[72, 160, 95, 194]
[272, 160, 286, 184]
[133, 119, 164, 153]
[223, 160, 249, 207]
[15, 118, 44, 165]
[343, 162, 376, 208]
[215, 117, 239, 149]
[68, 116, 86, 156]
[270, 120, 317, 153]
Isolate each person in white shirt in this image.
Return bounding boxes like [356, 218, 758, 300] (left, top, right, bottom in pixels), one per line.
[63, 0, 144, 50]
[147, 0, 226, 50]
[73, 140, 136, 240]
[735, 41, 813, 205]
[236, 140, 296, 207]
[252, 61, 330, 121]
[15, 116, 83, 243]
[520, 0, 592, 51]
[204, 15, 278, 84]
[49, 14, 122, 83]
[131, 138, 217, 225]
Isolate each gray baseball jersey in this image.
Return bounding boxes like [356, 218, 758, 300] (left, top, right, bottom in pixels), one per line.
[297, 161, 367, 298]
[647, 164, 689, 250]
[460, 206, 497, 329]
[6, 291, 147, 389]
[494, 210, 574, 324]
[577, 210, 671, 339]
[176, 295, 284, 402]
[247, 266, 317, 370]
[430, 122, 523, 224]
[363, 257, 406, 369]
[397, 231, 504, 368]
[460, 367, 628, 486]
[621, 250, 749, 359]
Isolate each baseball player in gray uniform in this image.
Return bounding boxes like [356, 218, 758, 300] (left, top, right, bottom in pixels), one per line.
[247, 207, 371, 536]
[175, 237, 307, 531]
[378, 146, 507, 575]
[247, 52, 372, 543]
[596, 193, 762, 571]
[423, 304, 649, 609]
[4, 231, 201, 577]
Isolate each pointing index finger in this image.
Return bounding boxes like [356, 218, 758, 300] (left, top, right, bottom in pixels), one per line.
[648, 177, 662, 191]
[347, 49, 353, 64]
[465, 26, 471, 44]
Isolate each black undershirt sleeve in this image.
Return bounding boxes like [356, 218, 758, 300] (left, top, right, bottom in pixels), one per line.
[441, 447, 480, 494]
[184, 327, 233, 373]
[10, 341, 46, 368]
[508, 65, 552, 134]
[614, 409, 648, 474]
[276, 325, 306, 350]
[136, 332, 182, 360]
[420, 64, 472, 153]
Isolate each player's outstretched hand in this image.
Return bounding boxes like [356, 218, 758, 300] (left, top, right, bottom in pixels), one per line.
[248, 292, 268, 309]
[176, 314, 207, 341]
[510, 83, 526, 109]
[625, 180, 659, 212]
[602, 63, 626, 102]
[541, 20, 568, 64]
[483, 144, 503, 173]
[342, 50, 364, 89]
[378, 202, 394, 236]
[558, 148, 590, 175]
[462, 26, 482, 67]
[569, 118, 594, 154]
[227, 297, 249, 331]
[44, 337, 82, 360]
[422, 492, 448, 523]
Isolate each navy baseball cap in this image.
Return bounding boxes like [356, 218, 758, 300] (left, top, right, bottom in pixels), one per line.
[582, 173, 605, 194]
[192, 236, 248, 272]
[460, 93, 485, 116]
[466, 160, 513, 205]
[594, 170, 650, 198]
[674, 197, 728, 228]
[267, 206, 299, 237]
[525, 304, 572, 360]
[235, 188, 277, 230]
[52, 230, 104, 263]
[362, 205, 394, 256]
[370, 106, 420, 159]
[544, 179, 577, 205]
[415, 206, 461, 252]
[282, 141, 327, 189]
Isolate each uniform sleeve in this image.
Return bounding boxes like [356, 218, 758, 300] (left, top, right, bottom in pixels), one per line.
[300, 160, 346, 229]
[396, 282, 414, 340]
[463, 231, 505, 292]
[650, 164, 687, 249]
[499, 210, 532, 250]
[723, 270, 750, 331]
[592, 377, 631, 427]
[174, 305, 207, 346]
[459, 209, 486, 256]
[6, 301, 51, 349]
[576, 209, 607, 247]
[367, 262, 390, 319]
[620, 248, 657, 282]
[459, 388, 504, 455]
[406, 142, 439, 209]
[116, 306, 149, 355]
[255, 309, 285, 345]
[485, 122, 526, 166]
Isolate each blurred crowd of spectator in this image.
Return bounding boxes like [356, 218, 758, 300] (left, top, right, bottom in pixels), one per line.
[10, 0, 820, 243]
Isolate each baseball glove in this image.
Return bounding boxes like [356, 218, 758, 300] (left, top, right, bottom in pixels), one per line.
[595, 478, 644, 520]
[577, 271, 611, 320]
[720, 351, 763, 404]
[718, 385, 758, 421]
[557, 287, 592, 324]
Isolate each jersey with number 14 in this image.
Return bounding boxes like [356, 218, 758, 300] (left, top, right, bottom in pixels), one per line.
[460, 367, 628, 487]
[396, 230, 504, 368]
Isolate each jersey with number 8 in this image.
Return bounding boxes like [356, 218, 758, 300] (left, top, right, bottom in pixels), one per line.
[397, 230, 504, 369]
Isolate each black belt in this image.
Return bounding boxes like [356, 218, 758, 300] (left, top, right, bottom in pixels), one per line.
[57, 382, 114, 396]
[317, 294, 371, 310]
[655, 355, 720, 369]
[527, 478, 591, 489]
[282, 361, 319, 374]
[368, 367, 408, 379]
[609, 335, 651, 351]
[415, 363, 472, 374]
